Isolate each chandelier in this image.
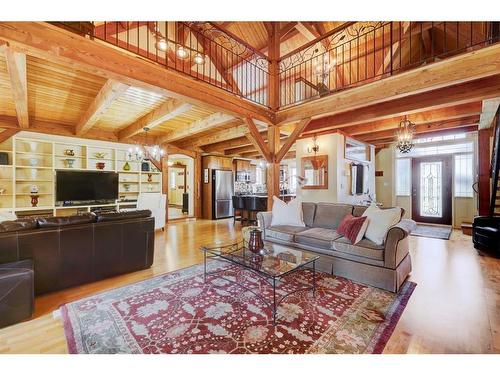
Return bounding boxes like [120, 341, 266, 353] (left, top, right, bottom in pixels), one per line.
[396, 116, 416, 153]
[127, 127, 165, 161]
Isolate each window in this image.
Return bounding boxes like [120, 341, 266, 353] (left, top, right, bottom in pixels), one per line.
[396, 158, 411, 196]
[255, 166, 265, 185]
[289, 167, 297, 192]
[454, 154, 473, 197]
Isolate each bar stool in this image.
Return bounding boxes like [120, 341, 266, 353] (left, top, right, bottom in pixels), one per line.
[232, 196, 246, 226]
[244, 196, 267, 226]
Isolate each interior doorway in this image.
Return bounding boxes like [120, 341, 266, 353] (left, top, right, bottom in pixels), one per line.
[411, 155, 453, 225]
[167, 154, 194, 220]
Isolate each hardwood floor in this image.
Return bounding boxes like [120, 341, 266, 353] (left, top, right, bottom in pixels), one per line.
[0, 219, 498, 354]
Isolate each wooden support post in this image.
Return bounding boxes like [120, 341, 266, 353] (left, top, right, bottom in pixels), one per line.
[194, 152, 202, 219]
[268, 22, 280, 111]
[267, 125, 281, 210]
[161, 155, 169, 225]
[478, 128, 491, 215]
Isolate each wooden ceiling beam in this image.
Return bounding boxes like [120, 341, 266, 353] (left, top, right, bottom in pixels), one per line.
[277, 42, 500, 124]
[304, 75, 500, 134]
[335, 102, 482, 136]
[244, 118, 272, 161]
[4, 48, 29, 128]
[0, 128, 20, 143]
[118, 98, 193, 140]
[295, 22, 321, 41]
[358, 116, 480, 142]
[479, 98, 500, 129]
[208, 22, 267, 60]
[275, 118, 311, 162]
[201, 130, 269, 153]
[75, 79, 129, 136]
[158, 113, 237, 144]
[371, 125, 479, 145]
[280, 22, 298, 39]
[175, 123, 249, 148]
[0, 22, 273, 124]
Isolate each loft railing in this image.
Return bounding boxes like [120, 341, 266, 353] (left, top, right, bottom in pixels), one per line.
[279, 21, 499, 108]
[52, 21, 270, 107]
[52, 21, 499, 111]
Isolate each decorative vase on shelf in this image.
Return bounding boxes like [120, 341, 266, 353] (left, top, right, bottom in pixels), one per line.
[123, 161, 131, 171]
[64, 158, 75, 168]
[30, 195, 39, 207]
[141, 161, 150, 172]
[147, 173, 153, 182]
[96, 162, 105, 170]
[64, 149, 74, 156]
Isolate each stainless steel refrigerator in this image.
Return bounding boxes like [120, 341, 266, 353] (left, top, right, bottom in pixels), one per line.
[212, 170, 234, 219]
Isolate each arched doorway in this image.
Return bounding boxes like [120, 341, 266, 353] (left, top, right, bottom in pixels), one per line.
[167, 154, 195, 220]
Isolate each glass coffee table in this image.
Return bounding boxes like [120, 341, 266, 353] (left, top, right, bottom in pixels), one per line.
[201, 241, 319, 325]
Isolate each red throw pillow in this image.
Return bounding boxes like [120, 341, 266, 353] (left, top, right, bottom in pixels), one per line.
[337, 214, 368, 244]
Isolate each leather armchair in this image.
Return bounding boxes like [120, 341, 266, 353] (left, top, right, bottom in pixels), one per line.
[0, 259, 34, 328]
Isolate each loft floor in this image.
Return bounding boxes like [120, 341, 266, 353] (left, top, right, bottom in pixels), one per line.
[0, 219, 498, 354]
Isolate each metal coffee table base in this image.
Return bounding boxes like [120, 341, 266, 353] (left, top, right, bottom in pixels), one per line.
[203, 253, 316, 326]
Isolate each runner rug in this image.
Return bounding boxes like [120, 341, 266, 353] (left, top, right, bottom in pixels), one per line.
[60, 261, 416, 354]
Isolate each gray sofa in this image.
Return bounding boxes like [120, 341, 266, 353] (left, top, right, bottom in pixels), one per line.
[257, 202, 413, 292]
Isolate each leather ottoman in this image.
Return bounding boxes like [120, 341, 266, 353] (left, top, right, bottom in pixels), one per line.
[0, 259, 34, 328]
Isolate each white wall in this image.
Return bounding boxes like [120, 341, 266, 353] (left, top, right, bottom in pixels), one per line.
[295, 133, 375, 204]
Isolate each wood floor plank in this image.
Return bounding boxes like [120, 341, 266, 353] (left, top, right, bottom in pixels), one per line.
[0, 219, 498, 354]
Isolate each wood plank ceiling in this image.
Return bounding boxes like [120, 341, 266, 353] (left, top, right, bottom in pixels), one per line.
[0, 21, 496, 159]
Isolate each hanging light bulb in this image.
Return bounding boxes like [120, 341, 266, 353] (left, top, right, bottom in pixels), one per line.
[176, 46, 189, 59]
[193, 53, 205, 65]
[156, 38, 167, 52]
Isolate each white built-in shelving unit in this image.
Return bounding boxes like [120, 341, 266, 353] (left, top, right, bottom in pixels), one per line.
[0, 132, 162, 217]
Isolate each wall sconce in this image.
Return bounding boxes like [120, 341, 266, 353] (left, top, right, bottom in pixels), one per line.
[307, 134, 320, 155]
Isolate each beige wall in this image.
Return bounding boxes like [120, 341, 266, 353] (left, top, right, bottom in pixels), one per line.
[375, 138, 478, 227]
[295, 133, 375, 204]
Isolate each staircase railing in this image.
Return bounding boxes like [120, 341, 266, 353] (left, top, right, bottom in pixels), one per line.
[489, 107, 500, 216]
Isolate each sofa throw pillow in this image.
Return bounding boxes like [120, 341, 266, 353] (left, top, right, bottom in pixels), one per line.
[362, 204, 401, 245]
[337, 214, 369, 244]
[270, 197, 305, 227]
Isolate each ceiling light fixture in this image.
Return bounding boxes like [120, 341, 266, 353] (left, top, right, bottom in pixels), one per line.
[155, 38, 167, 52]
[396, 116, 416, 153]
[193, 53, 205, 65]
[176, 46, 189, 59]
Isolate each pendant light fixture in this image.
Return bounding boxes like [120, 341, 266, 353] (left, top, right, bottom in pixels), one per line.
[396, 115, 416, 153]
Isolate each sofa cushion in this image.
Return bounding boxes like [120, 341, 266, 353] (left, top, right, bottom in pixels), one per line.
[37, 213, 96, 228]
[0, 219, 37, 233]
[337, 214, 368, 244]
[312, 203, 353, 229]
[352, 205, 368, 217]
[270, 197, 305, 227]
[295, 227, 343, 250]
[332, 237, 384, 260]
[96, 210, 151, 222]
[302, 202, 316, 227]
[362, 205, 402, 245]
[266, 225, 307, 242]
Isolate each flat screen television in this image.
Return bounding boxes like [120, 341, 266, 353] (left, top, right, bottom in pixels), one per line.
[56, 170, 118, 205]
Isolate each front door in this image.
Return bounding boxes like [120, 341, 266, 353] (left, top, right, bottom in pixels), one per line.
[411, 156, 452, 225]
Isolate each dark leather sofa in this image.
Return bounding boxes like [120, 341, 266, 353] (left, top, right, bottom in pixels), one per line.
[0, 210, 155, 296]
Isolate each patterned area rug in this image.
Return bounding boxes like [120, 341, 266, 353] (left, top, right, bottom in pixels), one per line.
[60, 261, 416, 354]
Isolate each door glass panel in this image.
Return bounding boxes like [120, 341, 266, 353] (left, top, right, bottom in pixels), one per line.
[420, 161, 442, 217]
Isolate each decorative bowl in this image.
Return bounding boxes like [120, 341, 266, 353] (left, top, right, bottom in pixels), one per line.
[94, 152, 106, 159]
[96, 162, 106, 170]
